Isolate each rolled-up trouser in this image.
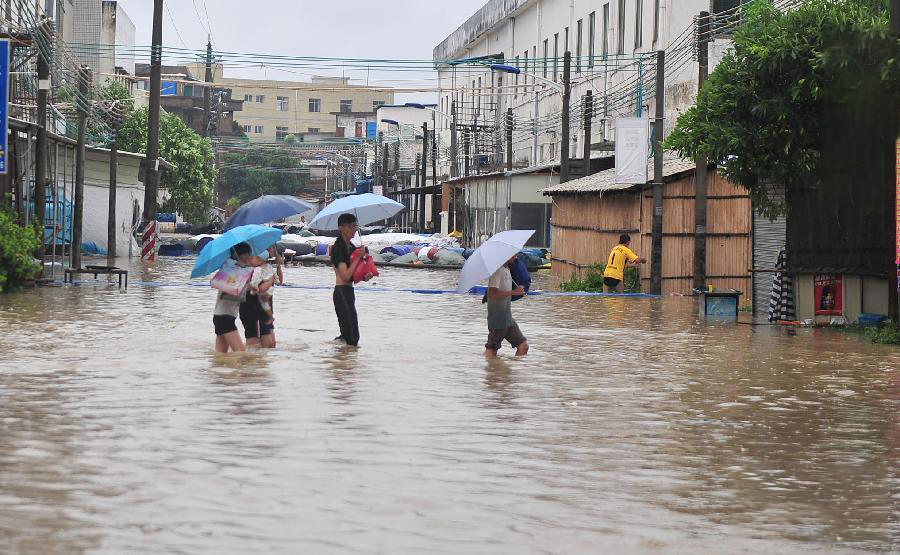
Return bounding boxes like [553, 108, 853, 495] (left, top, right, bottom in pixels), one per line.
[333, 285, 359, 346]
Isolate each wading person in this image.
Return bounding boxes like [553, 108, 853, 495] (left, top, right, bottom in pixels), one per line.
[213, 242, 253, 353]
[331, 213, 367, 346]
[241, 246, 283, 349]
[603, 234, 647, 293]
[485, 254, 529, 358]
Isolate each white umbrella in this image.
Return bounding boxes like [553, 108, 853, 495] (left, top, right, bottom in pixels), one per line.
[309, 193, 405, 230]
[457, 230, 535, 293]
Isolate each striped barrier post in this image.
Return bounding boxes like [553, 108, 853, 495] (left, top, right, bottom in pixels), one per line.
[141, 220, 157, 262]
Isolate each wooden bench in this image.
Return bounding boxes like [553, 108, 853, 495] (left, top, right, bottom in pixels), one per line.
[64, 265, 128, 288]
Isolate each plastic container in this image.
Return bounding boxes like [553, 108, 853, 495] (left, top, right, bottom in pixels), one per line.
[158, 244, 187, 256]
[858, 313, 889, 327]
[698, 290, 742, 318]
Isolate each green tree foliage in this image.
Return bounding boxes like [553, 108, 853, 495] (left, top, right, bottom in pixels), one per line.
[665, 0, 900, 217]
[117, 106, 216, 224]
[0, 209, 40, 292]
[90, 81, 134, 143]
[220, 147, 309, 206]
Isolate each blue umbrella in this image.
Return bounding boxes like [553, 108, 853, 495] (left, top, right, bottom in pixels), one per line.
[190, 225, 282, 278]
[223, 195, 314, 231]
[309, 193, 404, 230]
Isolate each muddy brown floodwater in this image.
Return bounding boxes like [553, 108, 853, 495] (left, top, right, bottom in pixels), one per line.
[0, 257, 897, 554]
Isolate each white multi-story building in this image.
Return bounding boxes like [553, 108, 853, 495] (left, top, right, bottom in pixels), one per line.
[433, 0, 716, 172]
[72, 0, 136, 81]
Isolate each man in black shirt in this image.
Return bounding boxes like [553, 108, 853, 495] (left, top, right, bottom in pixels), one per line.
[331, 213, 366, 345]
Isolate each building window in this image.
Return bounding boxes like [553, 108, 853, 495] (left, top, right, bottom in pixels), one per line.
[308, 98, 321, 112]
[276, 126, 289, 141]
[373, 100, 385, 111]
[243, 94, 252, 102]
[603, 4, 610, 58]
[553, 34, 559, 81]
[543, 39, 549, 77]
[576, 19, 583, 73]
[532, 45, 536, 85]
[589, 12, 596, 67]
[308, 127, 320, 133]
[277, 96, 289, 111]
[340, 99, 352, 113]
[254, 125, 264, 134]
[635, 0, 643, 48]
[256, 95, 265, 103]
[653, 0, 660, 43]
[618, 0, 626, 55]
[183, 84, 193, 97]
[242, 125, 251, 133]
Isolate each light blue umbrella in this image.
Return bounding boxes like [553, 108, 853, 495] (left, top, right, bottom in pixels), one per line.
[309, 193, 404, 230]
[457, 230, 535, 293]
[190, 225, 282, 278]
[224, 195, 315, 231]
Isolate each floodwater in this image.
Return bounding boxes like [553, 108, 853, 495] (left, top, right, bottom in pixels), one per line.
[0, 257, 897, 554]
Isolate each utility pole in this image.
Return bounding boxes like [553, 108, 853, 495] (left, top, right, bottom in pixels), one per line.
[34, 18, 51, 244]
[693, 11, 711, 290]
[583, 90, 593, 177]
[419, 123, 428, 232]
[560, 51, 572, 183]
[431, 128, 438, 231]
[374, 131, 380, 189]
[203, 37, 212, 137]
[141, 0, 164, 228]
[891, 0, 900, 322]
[463, 129, 470, 177]
[72, 66, 91, 270]
[450, 101, 459, 178]
[108, 105, 121, 260]
[506, 108, 513, 171]
[651, 50, 665, 295]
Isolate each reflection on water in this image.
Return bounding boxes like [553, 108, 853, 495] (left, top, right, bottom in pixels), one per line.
[0, 256, 897, 553]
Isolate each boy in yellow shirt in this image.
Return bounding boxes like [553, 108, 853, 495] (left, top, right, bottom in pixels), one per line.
[603, 234, 647, 293]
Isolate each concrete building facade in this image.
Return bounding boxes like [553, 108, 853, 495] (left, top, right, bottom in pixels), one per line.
[215, 75, 393, 143]
[432, 0, 717, 174]
[73, 0, 136, 81]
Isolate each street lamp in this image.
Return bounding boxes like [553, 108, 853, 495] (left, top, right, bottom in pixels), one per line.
[489, 63, 564, 166]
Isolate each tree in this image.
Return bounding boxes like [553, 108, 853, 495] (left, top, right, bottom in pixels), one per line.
[665, 0, 900, 218]
[220, 147, 310, 206]
[118, 106, 216, 224]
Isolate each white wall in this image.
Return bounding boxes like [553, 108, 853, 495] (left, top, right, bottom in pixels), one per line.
[82, 149, 144, 255]
[434, 0, 710, 177]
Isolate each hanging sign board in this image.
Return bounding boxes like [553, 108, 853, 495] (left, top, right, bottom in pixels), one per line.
[614, 117, 649, 184]
[160, 81, 177, 96]
[0, 39, 9, 174]
[814, 274, 843, 316]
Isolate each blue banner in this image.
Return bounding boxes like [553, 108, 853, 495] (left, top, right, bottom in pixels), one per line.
[161, 81, 177, 96]
[0, 39, 9, 174]
[366, 121, 376, 140]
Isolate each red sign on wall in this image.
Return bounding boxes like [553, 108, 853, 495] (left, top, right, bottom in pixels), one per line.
[814, 275, 843, 315]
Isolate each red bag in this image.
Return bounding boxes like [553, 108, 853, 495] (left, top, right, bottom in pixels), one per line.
[351, 248, 379, 283]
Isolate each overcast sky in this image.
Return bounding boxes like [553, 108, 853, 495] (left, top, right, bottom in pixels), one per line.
[115, 0, 486, 101]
